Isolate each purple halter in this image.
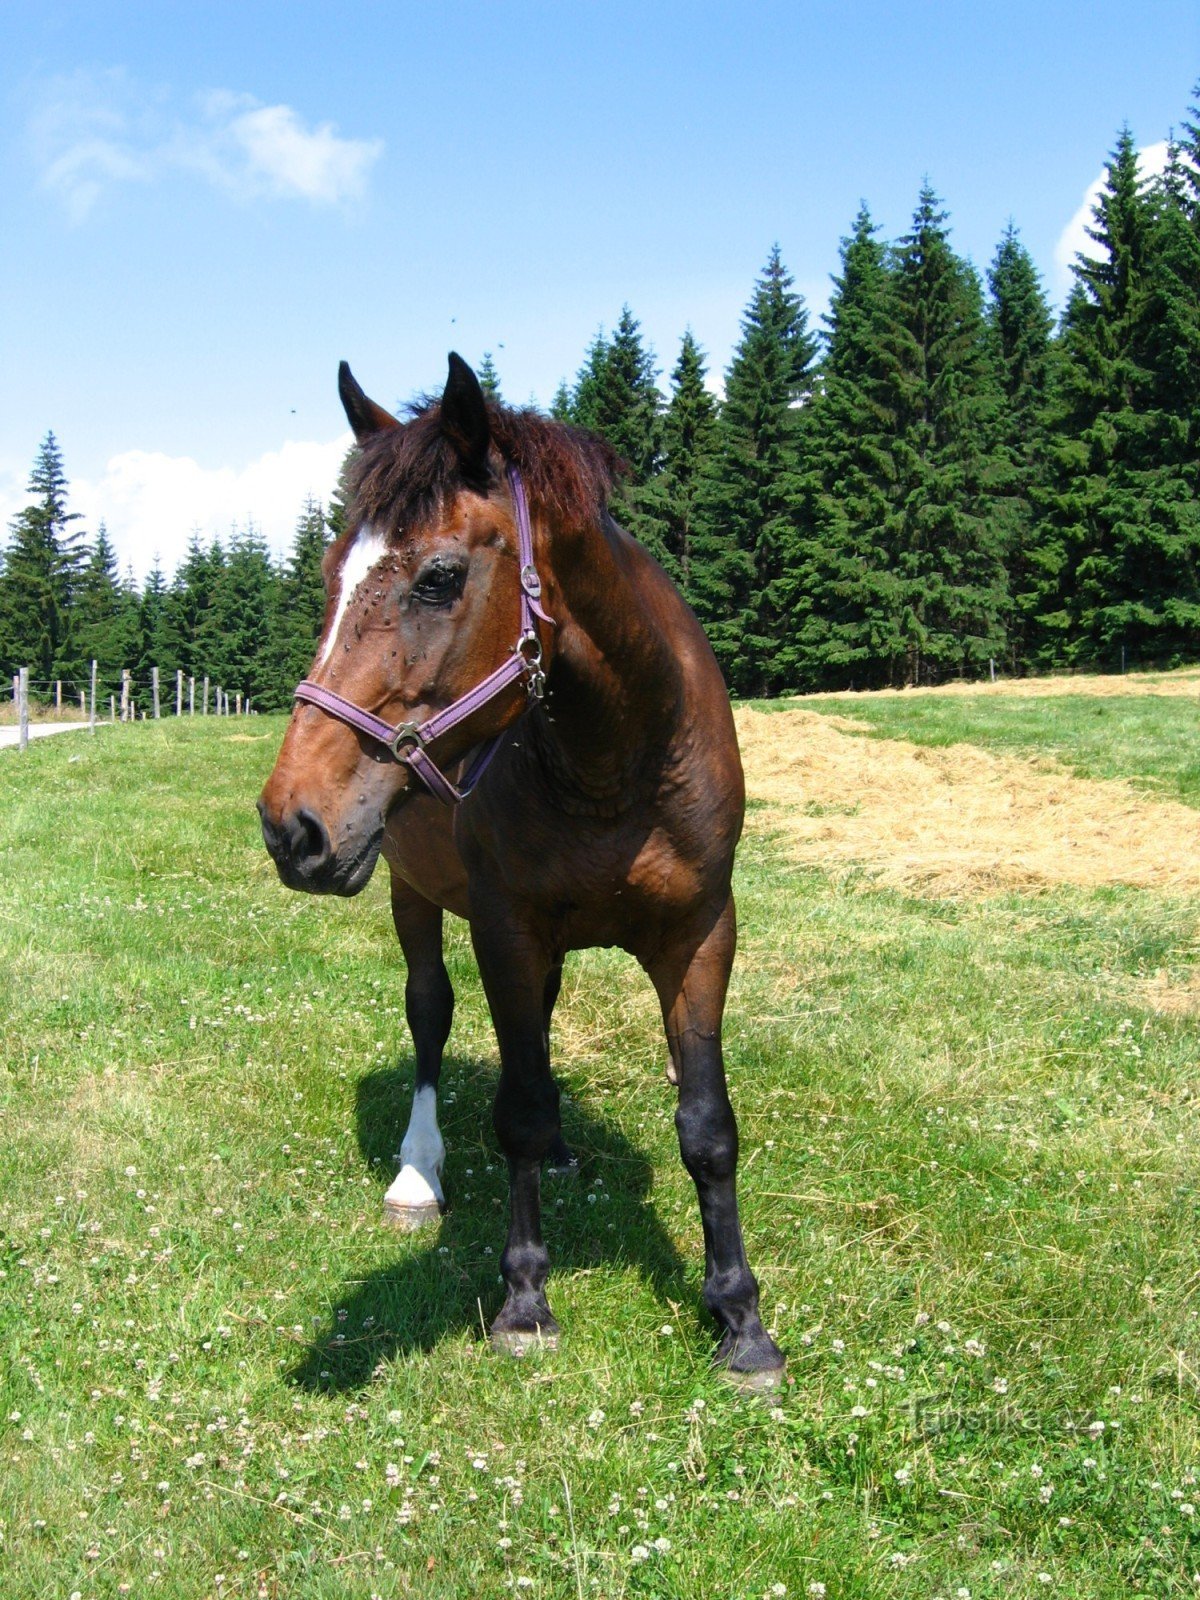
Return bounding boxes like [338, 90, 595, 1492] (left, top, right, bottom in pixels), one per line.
[293, 464, 553, 807]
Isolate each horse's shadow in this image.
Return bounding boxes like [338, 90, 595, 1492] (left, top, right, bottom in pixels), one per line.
[286, 1058, 692, 1391]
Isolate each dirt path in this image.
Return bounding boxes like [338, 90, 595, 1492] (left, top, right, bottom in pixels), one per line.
[0, 721, 95, 751]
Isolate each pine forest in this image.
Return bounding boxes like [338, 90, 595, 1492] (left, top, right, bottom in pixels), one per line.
[5, 97, 1200, 713]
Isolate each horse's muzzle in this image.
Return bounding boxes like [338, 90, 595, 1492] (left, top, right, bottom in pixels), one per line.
[257, 799, 381, 896]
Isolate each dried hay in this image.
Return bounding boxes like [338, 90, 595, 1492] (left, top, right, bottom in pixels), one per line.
[798, 665, 1200, 702]
[736, 706, 1200, 898]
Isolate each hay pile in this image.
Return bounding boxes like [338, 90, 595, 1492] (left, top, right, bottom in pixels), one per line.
[735, 706, 1200, 899]
[805, 666, 1200, 702]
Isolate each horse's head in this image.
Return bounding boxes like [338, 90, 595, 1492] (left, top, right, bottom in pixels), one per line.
[258, 354, 541, 894]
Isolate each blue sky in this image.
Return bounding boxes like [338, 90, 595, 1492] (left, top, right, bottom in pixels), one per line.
[2, 1, 1197, 579]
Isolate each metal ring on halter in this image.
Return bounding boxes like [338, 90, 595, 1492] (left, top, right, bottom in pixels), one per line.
[389, 721, 425, 758]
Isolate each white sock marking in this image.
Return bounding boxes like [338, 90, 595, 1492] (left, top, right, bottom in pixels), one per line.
[384, 1084, 445, 1211]
[315, 523, 390, 669]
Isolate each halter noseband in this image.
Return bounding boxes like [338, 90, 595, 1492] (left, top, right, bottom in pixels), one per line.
[293, 464, 553, 807]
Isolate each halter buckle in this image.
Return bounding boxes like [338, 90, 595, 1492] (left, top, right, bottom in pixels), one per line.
[517, 633, 546, 702]
[520, 562, 542, 600]
[389, 721, 425, 758]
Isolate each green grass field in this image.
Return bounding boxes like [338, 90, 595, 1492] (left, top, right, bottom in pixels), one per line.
[1, 703, 1198, 1599]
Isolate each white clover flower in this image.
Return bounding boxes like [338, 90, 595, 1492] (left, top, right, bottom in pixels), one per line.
[631, 1544, 650, 1562]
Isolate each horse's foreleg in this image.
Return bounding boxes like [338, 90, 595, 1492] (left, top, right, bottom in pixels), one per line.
[383, 875, 453, 1229]
[472, 918, 561, 1349]
[648, 896, 785, 1386]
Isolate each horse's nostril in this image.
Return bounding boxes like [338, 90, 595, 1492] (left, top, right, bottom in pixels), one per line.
[291, 807, 331, 871]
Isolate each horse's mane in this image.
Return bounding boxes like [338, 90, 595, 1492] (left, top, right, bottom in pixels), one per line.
[348, 400, 624, 539]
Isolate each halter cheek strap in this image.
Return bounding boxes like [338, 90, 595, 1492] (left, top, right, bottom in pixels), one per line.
[293, 464, 552, 807]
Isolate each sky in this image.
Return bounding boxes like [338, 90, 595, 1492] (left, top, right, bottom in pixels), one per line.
[2, 1, 1197, 581]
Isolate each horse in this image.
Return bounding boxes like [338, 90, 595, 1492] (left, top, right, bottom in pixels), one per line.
[258, 354, 785, 1386]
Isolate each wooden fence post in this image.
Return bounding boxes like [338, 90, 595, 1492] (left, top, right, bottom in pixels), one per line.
[235, 692, 243, 717]
[152, 667, 160, 719]
[203, 676, 210, 715]
[121, 670, 131, 723]
[90, 660, 97, 734]
[110, 695, 116, 722]
[176, 669, 183, 716]
[56, 680, 62, 712]
[18, 667, 29, 752]
[189, 676, 195, 715]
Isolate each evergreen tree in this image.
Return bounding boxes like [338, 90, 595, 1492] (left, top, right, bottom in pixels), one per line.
[633, 331, 720, 593]
[986, 223, 1053, 671]
[269, 496, 330, 703]
[880, 186, 1007, 683]
[1034, 127, 1200, 666]
[786, 205, 903, 687]
[477, 351, 502, 400]
[0, 432, 84, 682]
[549, 379, 573, 423]
[72, 523, 140, 677]
[694, 246, 816, 694]
[205, 527, 278, 703]
[326, 448, 358, 541]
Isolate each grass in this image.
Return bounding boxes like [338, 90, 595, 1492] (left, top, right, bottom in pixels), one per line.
[1, 706, 1199, 1598]
[786, 691, 1200, 809]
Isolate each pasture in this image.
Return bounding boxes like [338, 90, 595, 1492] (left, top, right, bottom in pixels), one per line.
[2, 682, 1199, 1598]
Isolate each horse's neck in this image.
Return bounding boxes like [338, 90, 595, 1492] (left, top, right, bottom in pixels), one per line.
[535, 515, 682, 810]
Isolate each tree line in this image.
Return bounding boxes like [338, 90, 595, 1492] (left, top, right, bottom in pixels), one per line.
[3, 93, 1199, 709]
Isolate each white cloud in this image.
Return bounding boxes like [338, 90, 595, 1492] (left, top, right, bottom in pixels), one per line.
[30, 70, 383, 220]
[60, 433, 354, 581]
[1053, 140, 1170, 294]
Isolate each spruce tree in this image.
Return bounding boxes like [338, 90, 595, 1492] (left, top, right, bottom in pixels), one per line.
[1035, 127, 1200, 666]
[72, 523, 140, 678]
[786, 205, 903, 688]
[477, 351, 502, 400]
[0, 432, 83, 682]
[271, 496, 330, 700]
[986, 223, 1053, 671]
[694, 246, 816, 694]
[879, 186, 1007, 683]
[634, 331, 720, 594]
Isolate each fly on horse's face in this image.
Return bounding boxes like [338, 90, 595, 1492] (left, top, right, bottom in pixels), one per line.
[258, 360, 537, 895]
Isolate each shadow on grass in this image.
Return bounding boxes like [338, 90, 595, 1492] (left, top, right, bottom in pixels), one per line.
[287, 1058, 692, 1391]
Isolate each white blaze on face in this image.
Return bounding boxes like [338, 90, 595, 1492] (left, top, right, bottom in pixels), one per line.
[315, 522, 390, 669]
[383, 1084, 446, 1213]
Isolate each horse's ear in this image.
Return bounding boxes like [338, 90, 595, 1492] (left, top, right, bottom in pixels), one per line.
[338, 361, 400, 443]
[440, 352, 491, 486]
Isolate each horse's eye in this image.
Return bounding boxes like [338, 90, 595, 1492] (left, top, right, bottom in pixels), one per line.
[412, 562, 465, 607]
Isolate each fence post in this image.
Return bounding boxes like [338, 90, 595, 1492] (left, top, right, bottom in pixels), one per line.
[235, 692, 243, 717]
[90, 660, 97, 734]
[203, 675, 210, 716]
[110, 695, 116, 722]
[152, 666, 160, 719]
[79, 689, 85, 712]
[56, 679, 62, 711]
[121, 670, 131, 722]
[176, 669, 183, 716]
[189, 676, 195, 715]
[18, 667, 29, 752]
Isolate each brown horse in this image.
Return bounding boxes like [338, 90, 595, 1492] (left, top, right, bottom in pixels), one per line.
[258, 354, 785, 1385]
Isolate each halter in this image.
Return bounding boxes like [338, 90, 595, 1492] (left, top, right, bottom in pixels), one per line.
[293, 464, 553, 807]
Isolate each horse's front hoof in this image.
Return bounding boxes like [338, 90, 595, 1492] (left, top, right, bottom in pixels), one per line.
[382, 1200, 442, 1232]
[721, 1360, 786, 1394]
[490, 1325, 560, 1357]
[716, 1328, 787, 1392]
